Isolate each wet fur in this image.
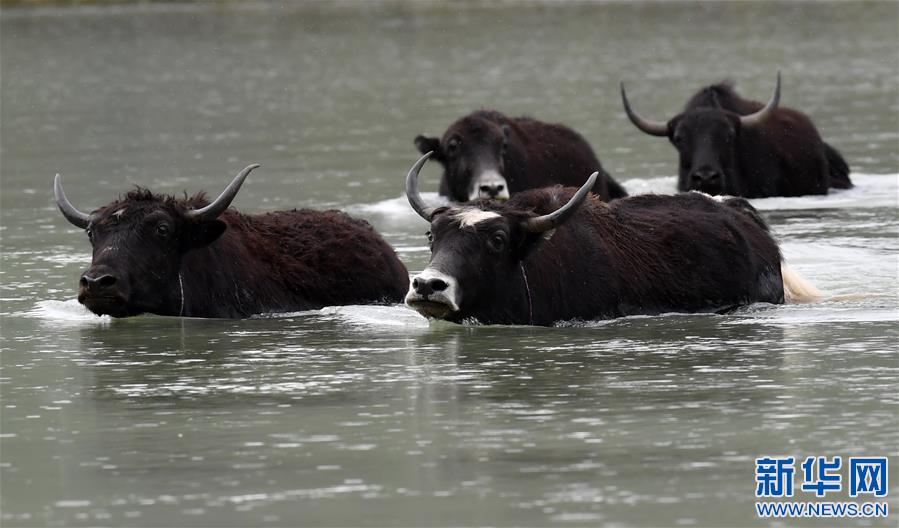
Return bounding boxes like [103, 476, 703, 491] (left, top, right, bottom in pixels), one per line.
[443, 188, 785, 325]
[419, 110, 627, 202]
[781, 263, 822, 303]
[90, 190, 409, 318]
[680, 82, 851, 196]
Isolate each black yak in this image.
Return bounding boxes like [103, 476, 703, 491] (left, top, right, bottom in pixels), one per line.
[414, 110, 627, 202]
[54, 164, 409, 318]
[402, 153, 818, 326]
[621, 72, 852, 197]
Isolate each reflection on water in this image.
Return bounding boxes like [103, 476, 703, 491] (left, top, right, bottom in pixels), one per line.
[5, 306, 896, 526]
[1, 2, 897, 527]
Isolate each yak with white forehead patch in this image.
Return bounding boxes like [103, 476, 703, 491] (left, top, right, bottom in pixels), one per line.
[55, 165, 409, 318]
[414, 110, 627, 203]
[403, 153, 819, 326]
[621, 72, 852, 197]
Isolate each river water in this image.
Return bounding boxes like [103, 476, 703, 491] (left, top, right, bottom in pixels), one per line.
[1, 2, 897, 527]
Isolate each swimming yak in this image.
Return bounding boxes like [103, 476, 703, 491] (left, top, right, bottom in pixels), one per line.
[414, 110, 627, 203]
[54, 165, 409, 318]
[620, 72, 852, 197]
[403, 152, 819, 326]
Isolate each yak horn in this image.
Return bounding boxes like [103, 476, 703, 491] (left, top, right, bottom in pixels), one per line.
[405, 151, 437, 221]
[54, 174, 93, 229]
[520, 172, 598, 234]
[739, 70, 781, 129]
[620, 82, 669, 137]
[186, 164, 260, 220]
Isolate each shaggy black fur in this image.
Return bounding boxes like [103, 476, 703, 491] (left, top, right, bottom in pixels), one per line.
[636, 80, 852, 197]
[77, 190, 409, 318]
[415, 110, 627, 202]
[420, 187, 783, 326]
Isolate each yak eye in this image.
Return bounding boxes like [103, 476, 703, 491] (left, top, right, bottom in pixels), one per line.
[425, 230, 433, 243]
[86, 228, 94, 241]
[446, 138, 461, 154]
[156, 223, 171, 238]
[488, 231, 506, 252]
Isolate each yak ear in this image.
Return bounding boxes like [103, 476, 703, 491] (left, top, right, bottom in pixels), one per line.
[512, 226, 554, 261]
[414, 135, 444, 161]
[187, 219, 227, 249]
[666, 115, 680, 139]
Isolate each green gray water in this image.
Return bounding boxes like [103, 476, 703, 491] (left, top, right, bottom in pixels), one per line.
[1, 2, 897, 526]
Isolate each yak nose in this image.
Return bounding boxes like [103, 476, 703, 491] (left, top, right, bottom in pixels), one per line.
[80, 270, 119, 294]
[479, 183, 505, 198]
[412, 276, 448, 296]
[690, 169, 722, 186]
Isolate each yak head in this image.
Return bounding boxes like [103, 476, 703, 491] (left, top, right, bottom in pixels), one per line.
[414, 112, 513, 203]
[620, 72, 781, 196]
[402, 152, 596, 322]
[54, 164, 259, 317]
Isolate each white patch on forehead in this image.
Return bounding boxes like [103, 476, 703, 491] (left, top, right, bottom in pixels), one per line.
[113, 208, 127, 218]
[453, 208, 501, 228]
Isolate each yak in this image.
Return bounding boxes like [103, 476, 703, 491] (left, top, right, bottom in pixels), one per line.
[402, 152, 819, 326]
[414, 110, 627, 203]
[54, 164, 409, 318]
[620, 72, 852, 198]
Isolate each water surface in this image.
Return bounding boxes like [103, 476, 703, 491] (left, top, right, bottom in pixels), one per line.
[1, 2, 897, 526]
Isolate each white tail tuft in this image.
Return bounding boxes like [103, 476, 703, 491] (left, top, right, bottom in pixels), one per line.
[781, 263, 822, 303]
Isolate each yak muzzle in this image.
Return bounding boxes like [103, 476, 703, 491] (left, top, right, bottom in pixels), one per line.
[78, 265, 130, 316]
[405, 269, 460, 319]
[688, 169, 725, 195]
[469, 170, 510, 202]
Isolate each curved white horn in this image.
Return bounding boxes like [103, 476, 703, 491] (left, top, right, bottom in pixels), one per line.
[520, 172, 598, 233]
[185, 164, 260, 220]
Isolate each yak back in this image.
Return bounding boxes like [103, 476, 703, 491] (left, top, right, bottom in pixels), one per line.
[685, 82, 832, 197]
[505, 188, 784, 321]
[183, 206, 409, 316]
[473, 110, 624, 200]
[684, 81, 764, 114]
